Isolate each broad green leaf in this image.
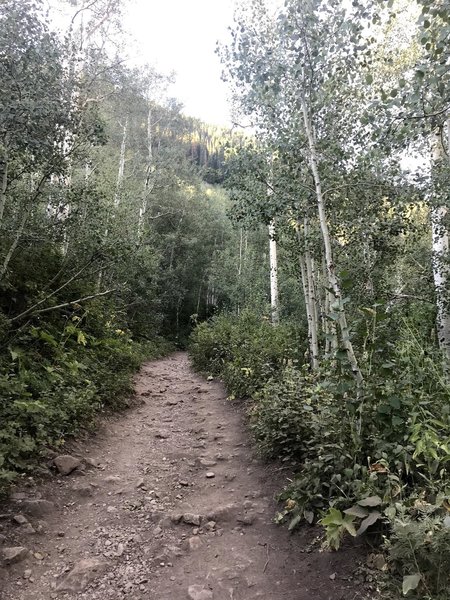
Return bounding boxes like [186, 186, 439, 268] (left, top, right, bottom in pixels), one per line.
[358, 496, 382, 507]
[402, 574, 421, 595]
[344, 505, 369, 518]
[356, 511, 381, 536]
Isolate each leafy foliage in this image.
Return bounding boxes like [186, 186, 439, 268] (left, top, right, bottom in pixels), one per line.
[190, 310, 305, 398]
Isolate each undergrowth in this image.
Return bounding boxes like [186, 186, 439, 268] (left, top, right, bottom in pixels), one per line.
[189, 312, 450, 599]
[0, 303, 172, 491]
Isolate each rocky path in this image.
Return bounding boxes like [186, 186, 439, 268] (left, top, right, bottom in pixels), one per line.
[0, 353, 369, 600]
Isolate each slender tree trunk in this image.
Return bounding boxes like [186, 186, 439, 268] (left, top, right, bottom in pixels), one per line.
[268, 220, 279, 326]
[304, 218, 320, 358]
[114, 118, 128, 207]
[300, 94, 363, 383]
[238, 227, 243, 276]
[138, 103, 156, 237]
[0, 207, 30, 280]
[0, 150, 8, 224]
[297, 223, 319, 368]
[431, 126, 450, 360]
[323, 255, 338, 356]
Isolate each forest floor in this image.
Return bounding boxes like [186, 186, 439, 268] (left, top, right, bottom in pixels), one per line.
[0, 353, 374, 600]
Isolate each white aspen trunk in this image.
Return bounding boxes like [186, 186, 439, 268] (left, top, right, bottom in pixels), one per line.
[0, 150, 8, 224]
[431, 126, 450, 360]
[323, 255, 338, 356]
[0, 207, 30, 280]
[304, 218, 320, 356]
[138, 103, 156, 238]
[305, 251, 320, 367]
[300, 94, 363, 383]
[238, 227, 243, 276]
[268, 220, 280, 326]
[297, 222, 319, 368]
[114, 118, 128, 207]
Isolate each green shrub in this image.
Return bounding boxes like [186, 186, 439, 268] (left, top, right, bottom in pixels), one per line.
[0, 314, 172, 490]
[189, 310, 305, 397]
[250, 366, 336, 460]
[386, 501, 450, 599]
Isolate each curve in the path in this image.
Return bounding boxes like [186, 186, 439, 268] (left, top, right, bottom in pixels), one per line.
[0, 352, 369, 600]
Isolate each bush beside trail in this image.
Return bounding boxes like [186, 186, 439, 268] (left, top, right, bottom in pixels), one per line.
[190, 313, 450, 599]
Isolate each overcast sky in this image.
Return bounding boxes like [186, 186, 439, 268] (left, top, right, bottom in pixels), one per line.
[123, 0, 237, 126]
[46, 0, 283, 127]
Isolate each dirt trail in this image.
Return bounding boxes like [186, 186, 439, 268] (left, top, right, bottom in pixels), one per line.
[0, 353, 369, 600]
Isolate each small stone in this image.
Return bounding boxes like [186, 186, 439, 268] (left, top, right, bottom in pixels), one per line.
[205, 472, 215, 479]
[183, 513, 201, 526]
[34, 552, 44, 560]
[237, 514, 256, 526]
[157, 515, 172, 529]
[104, 476, 121, 484]
[188, 584, 213, 600]
[136, 479, 145, 489]
[84, 457, 100, 468]
[20, 499, 54, 517]
[106, 506, 117, 513]
[10, 492, 27, 501]
[1, 547, 29, 565]
[199, 458, 217, 467]
[23, 569, 32, 579]
[188, 537, 203, 551]
[56, 558, 109, 592]
[155, 431, 169, 439]
[170, 513, 183, 524]
[205, 521, 216, 531]
[71, 484, 93, 497]
[21, 523, 37, 535]
[179, 480, 189, 487]
[13, 514, 28, 525]
[206, 504, 237, 522]
[54, 455, 81, 475]
[329, 573, 336, 580]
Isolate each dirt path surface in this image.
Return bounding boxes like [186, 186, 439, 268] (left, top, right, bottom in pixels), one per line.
[0, 353, 369, 600]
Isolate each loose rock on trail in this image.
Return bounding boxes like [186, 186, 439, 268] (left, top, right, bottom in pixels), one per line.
[0, 353, 369, 600]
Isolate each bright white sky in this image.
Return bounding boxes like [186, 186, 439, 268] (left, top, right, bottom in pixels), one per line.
[46, 0, 279, 126]
[123, 0, 238, 126]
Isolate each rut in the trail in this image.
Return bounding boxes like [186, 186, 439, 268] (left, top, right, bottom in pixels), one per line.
[0, 353, 368, 600]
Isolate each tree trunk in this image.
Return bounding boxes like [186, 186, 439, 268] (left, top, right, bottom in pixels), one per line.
[114, 118, 128, 207]
[323, 255, 338, 356]
[0, 149, 8, 224]
[431, 126, 450, 361]
[300, 93, 363, 383]
[138, 103, 156, 237]
[0, 206, 30, 280]
[297, 223, 319, 368]
[268, 220, 279, 326]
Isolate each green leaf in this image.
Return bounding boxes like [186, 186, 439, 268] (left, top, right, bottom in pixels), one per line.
[321, 508, 344, 526]
[402, 574, 421, 595]
[356, 511, 381, 536]
[358, 495, 382, 507]
[344, 505, 369, 518]
[288, 513, 303, 530]
[366, 73, 373, 84]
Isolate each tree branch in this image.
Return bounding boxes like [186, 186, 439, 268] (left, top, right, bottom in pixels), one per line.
[11, 289, 117, 321]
